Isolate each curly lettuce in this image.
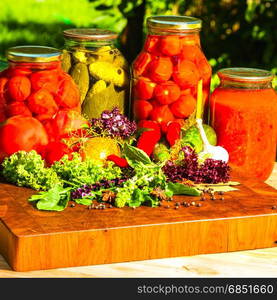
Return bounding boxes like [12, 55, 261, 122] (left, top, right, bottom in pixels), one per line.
[1, 150, 60, 190]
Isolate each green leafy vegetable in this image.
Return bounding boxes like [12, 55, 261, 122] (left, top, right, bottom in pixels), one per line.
[167, 182, 201, 196]
[1, 150, 60, 190]
[123, 143, 152, 167]
[51, 152, 122, 188]
[75, 198, 93, 206]
[29, 185, 71, 211]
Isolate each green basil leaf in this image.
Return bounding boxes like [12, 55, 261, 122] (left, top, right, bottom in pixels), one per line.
[167, 182, 201, 196]
[123, 143, 152, 166]
[29, 185, 70, 211]
[75, 198, 93, 206]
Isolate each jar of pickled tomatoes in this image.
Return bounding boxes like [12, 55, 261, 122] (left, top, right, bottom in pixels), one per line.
[210, 68, 277, 181]
[0, 45, 86, 156]
[0, 45, 81, 124]
[131, 15, 211, 128]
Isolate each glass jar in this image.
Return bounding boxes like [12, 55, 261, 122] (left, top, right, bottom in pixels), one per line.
[210, 68, 277, 181]
[0, 45, 80, 124]
[62, 28, 130, 119]
[131, 15, 211, 127]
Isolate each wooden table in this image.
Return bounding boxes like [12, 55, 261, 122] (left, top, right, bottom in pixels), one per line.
[0, 164, 276, 278]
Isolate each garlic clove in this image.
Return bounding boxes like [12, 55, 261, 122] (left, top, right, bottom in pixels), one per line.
[206, 145, 229, 162]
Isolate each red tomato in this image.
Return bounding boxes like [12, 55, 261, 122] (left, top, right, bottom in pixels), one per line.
[153, 81, 181, 105]
[144, 35, 160, 54]
[180, 45, 202, 63]
[172, 59, 200, 88]
[30, 69, 60, 92]
[180, 35, 200, 47]
[28, 88, 58, 116]
[0, 115, 48, 157]
[180, 88, 191, 96]
[42, 141, 73, 166]
[133, 52, 152, 76]
[7, 67, 32, 77]
[196, 57, 212, 85]
[133, 77, 156, 100]
[6, 102, 32, 117]
[170, 94, 196, 118]
[55, 78, 80, 109]
[0, 77, 8, 98]
[52, 109, 88, 139]
[148, 57, 173, 83]
[174, 118, 186, 127]
[7, 76, 31, 101]
[0, 78, 8, 122]
[41, 118, 56, 143]
[150, 105, 175, 124]
[159, 36, 181, 56]
[133, 100, 153, 120]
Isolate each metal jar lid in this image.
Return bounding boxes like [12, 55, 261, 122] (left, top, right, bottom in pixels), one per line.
[63, 28, 118, 41]
[7, 46, 62, 63]
[147, 15, 202, 31]
[218, 68, 274, 83]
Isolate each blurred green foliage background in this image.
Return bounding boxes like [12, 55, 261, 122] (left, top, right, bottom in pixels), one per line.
[0, 0, 276, 89]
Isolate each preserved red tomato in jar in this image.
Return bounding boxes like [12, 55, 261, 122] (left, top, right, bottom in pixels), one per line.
[210, 68, 277, 181]
[132, 16, 212, 128]
[0, 46, 85, 161]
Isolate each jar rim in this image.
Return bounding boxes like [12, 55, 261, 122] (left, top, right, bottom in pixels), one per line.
[63, 28, 118, 41]
[218, 67, 274, 83]
[147, 15, 202, 31]
[7, 46, 62, 63]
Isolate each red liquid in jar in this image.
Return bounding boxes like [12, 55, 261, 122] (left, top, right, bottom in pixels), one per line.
[210, 87, 277, 181]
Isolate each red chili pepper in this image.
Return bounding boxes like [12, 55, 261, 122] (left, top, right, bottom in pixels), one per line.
[137, 120, 160, 132]
[136, 120, 161, 156]
[107, 154, 129, 168]
[42, 141, 73, 167]
[166, 121, 181, 147]
[137, 130, 161, 156]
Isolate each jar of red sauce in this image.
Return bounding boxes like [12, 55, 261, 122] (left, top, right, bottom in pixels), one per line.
[210, 68, 277, 181]
[131, 16, 211, 127]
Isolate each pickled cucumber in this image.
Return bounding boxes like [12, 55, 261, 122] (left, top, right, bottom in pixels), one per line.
[63, 43, 130, 119]
[82, 83, 125, 119]
[113, 55, 129, 70]
[89, 80, 107, 95]
[89, 61, 128, 88]
[70, 63, 89, 103]
[61, 50, 71, 73]
[94, 46, 114, 63]
[72, 51, 87, 63]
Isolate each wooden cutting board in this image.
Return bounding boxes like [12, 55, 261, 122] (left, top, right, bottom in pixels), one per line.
[0, 179, 276, 271]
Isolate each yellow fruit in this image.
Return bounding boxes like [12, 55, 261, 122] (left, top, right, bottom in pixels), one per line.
[82, 137, 120, 165]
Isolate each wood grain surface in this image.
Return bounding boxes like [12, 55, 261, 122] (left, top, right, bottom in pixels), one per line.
[0, 163, 276, 277]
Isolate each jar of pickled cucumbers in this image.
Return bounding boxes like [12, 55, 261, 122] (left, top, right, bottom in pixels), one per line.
[62, 28, 130, 119]
[131, 16, 211, 127]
